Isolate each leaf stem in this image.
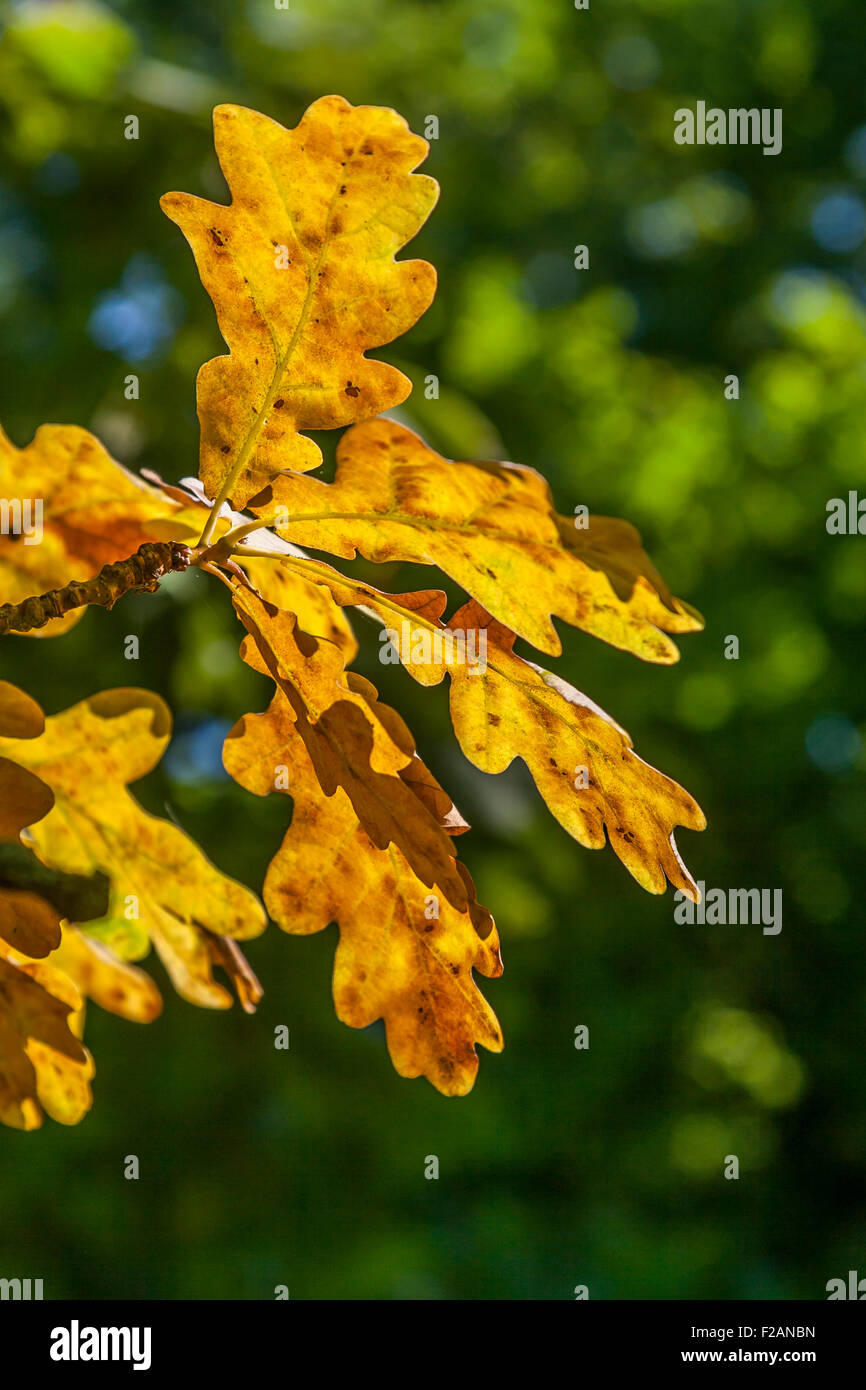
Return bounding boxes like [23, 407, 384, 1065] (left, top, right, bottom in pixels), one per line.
[211, 518, 270, 551]
[196, 499, 224, 549]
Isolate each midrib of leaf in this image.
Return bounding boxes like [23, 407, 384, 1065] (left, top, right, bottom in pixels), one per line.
[276, 505, 579, 554]
[202, 173, 348, 539]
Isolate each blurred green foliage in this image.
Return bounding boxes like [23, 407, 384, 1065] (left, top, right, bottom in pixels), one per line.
[0, 0, 864, 1300]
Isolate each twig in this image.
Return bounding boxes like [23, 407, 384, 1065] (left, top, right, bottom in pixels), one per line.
[0, 541, 193, 636]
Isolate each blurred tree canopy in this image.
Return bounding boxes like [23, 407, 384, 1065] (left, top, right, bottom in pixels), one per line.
[0, 0, 864, 1299]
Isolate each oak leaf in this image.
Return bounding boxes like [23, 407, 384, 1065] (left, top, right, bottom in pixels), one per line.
[232, 585, 471, 910]
[252, 418, 701, 661]
[48, 925, 163, 1025]
[160, 97, 438, 512]
[443, 603, 706, 898]
[248, 561, 705, 898]
[0, 689, 266, 1009]
[0, 423, 183, 637]
[224, 690, 502, 1095]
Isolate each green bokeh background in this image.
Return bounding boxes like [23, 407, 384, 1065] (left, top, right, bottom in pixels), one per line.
[1, 0, 864, 1299]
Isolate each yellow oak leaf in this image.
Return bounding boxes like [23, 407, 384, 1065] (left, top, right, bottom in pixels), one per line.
[224, 690, 502, 1096]
[49, 925, 162, 1024]
[232, 585, 471, 910]
[0, 422, 184, 637]
[251, 418, 701, 661]
[0, 689, 266, 1009]
[442, 602, 706, 899]
[0, 950, 92, 1130]
[239, 556, 357, 660]
[160, 97, 438, 515]
[257, 559, 705, 899]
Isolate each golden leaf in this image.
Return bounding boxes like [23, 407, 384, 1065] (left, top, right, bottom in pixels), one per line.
[224, 691, 502, 1096]
[239, 556, 357, 660]
[0, 689, 266, 1009]
[160, 97, 438, 514]
[50, 925, 162, 1024]
[0, 423, 183, 637]
[232, 585, 471, 910]
[252, 418, 701, 660]
[256, 558, 705, 899]
[443, 603, 706, 899]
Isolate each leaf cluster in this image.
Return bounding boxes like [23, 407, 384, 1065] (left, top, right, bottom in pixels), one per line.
[0, 96, 704, 1116]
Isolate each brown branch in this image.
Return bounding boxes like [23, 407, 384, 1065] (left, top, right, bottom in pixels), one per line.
[0, 541, 193, 636]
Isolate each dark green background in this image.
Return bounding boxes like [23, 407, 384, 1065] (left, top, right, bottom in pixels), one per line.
[0, 0, 864, 1299]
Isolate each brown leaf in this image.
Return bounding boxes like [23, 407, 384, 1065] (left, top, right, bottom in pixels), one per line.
[202, 931, 263, 1015]
[0, 950, 92, 1130]
[0, 681, 60, 957]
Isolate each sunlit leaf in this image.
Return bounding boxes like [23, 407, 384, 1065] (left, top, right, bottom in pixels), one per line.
[224, 690, 502, 1096]
[254, 559, 705, 898]
[232, 585, 470, 910]
[0, 423, 184, 637]
[251, 418, 702, 661]
[161, 97, 437, 511]
[50, 924, 162, 1025]
[0, 689, 266, 1008]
